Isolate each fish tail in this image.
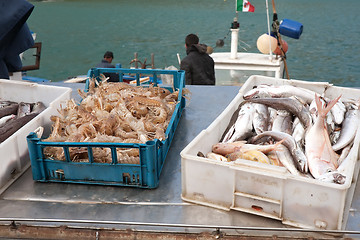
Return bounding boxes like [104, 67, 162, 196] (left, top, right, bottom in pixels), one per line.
[260, 138, 286, 154]
[222, 125, 235, 143]
[273, 138, 286, 151]
[315, 94, 341, 118]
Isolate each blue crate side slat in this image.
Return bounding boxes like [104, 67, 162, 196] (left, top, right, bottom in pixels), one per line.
[63, 147, 71, 162]
[152, 73, 157, 86]
[110, 147, 118, 164]
[119, 73, 124, 82]
[85, 68, 92, 92]
[155, 94, 186, 178]
[139, 140, 157, 187]
[88, 147, 94, 163]
[27, 133, 43, 181]
[136, 73, 140, 85]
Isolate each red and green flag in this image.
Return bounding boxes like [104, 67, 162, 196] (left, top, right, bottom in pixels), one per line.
[236, 0, 255, 12]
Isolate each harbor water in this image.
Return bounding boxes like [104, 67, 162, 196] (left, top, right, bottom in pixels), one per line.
[26, 0, 360, 87]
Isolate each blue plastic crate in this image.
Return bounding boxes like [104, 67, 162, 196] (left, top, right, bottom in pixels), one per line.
[27, 68, 185, 188]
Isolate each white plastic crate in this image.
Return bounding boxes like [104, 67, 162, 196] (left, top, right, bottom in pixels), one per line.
[0, 80, 71, 190]
[181, 75, 360, 230]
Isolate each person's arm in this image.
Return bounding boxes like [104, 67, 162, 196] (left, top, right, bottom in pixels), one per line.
[180, 60, 192, 85]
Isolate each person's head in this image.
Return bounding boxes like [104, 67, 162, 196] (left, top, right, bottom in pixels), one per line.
[185, 34, 199, 48]
[103, 51, 114, 63]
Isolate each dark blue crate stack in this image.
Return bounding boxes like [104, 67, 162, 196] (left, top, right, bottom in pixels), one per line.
[27, 68, 185, 188]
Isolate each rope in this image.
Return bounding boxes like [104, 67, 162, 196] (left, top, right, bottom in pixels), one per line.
[213, 29, 231, 50]
[271, 0, 290, 79]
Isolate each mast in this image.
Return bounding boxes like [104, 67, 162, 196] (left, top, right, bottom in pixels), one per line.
[230, 16, 240, 59]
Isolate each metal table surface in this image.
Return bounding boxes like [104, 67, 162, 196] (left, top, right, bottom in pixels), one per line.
[0, 84, 360, 239]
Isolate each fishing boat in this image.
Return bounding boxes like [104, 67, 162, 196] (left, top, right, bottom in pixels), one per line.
[210, 16, 285, 85]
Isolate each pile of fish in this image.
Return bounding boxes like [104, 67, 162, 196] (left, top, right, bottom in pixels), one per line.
[43, 76, 187, 164]
[206, 84, 360, 184]
[0, 100, 46, 143]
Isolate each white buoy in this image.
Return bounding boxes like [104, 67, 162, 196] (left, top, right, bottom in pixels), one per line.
[257, 34, 277, 54]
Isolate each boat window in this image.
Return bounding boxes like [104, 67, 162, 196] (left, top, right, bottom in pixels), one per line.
[20, 42, 42, 71]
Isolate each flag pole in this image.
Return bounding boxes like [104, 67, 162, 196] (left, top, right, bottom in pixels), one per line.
[265, 0, 273, 61]
[271, 0, 290, 79]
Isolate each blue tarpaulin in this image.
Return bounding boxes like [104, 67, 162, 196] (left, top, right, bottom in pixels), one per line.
[0, 0, 34, 79]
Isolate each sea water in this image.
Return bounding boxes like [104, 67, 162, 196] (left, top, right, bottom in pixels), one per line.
[26, 0, 360, 87]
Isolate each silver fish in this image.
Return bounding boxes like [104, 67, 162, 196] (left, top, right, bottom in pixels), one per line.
[332, 109, 360, 151]
[267, 107, 277, 130]
[322, 97, 339, 133]
[344, 101, 360, 111]
[0, 102, 19, 118]
[32, 101, 46, 114]
[330, 100, 346, 125]
[17, 102, 31, 118]
[243, 84, 316, 104]
[337, 144, 352, 166]
[308, 98, 318, 123]
[336, 143, 356, 176]
[250, 131, 308, 173]
[222, 102, 255, 143]
[206, 152, 228, 162]
[292, 117, 305, 148]
[0, 101, 17, 108]
[221, 103, 244, 141]
[252, 103, 268, 135]
[268, 144, 302, 176]
[271, 110, 292, 134]
[0, 113, 39, 143]
[326, 110, 335, 134]
[246, 97, 311, 129]
[330, 128, 341, 145]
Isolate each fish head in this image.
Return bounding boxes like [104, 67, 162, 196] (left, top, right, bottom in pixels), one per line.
[243, 87, 273, 100]
[243, 88, 260, 100]
[32, 102, 46, 113]
[294, 150, 309, 173]
[318, 171, 346, 185]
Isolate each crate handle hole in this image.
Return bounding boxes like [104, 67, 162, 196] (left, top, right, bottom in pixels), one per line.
[55, 169, 65, 180]
[251, 205, 263, 212]
[123, 173, 130, 183]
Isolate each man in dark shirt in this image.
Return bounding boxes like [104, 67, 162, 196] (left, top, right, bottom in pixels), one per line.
[96, 51, 115, 68]
[96, 51, 118, 82]
[180, 34, 215, 85]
